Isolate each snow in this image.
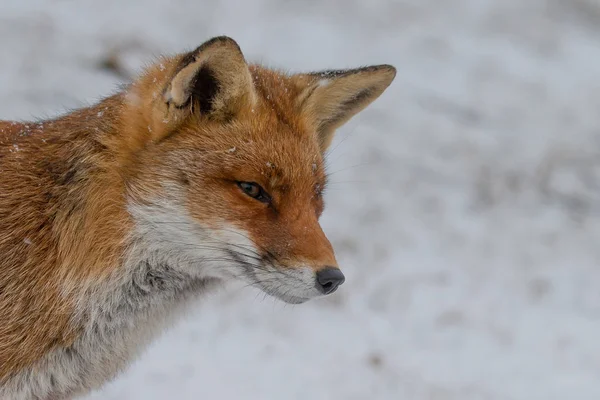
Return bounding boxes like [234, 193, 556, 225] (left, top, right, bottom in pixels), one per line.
[2, 0, 600, 399]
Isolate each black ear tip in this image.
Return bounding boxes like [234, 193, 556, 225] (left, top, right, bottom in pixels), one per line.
[369, 64, 396, 78]
[380, 64, 396, 74]
[195, 36, 242, 54]
[368, 64, 396, 85]
[209, 35, 238, 44]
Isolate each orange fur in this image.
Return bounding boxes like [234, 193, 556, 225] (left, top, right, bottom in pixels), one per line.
[0, 101, 132, 379]
[0, 36, 395, 393]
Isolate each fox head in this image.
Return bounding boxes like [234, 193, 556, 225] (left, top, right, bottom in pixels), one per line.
[120, 36, 395, 303]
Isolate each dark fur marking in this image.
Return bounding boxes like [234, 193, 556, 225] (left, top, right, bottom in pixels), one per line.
[309, 65, 393, 79]
[339, 87, 375, 113]
[174, 66, 220, 114]
[319, 87, 375, 131]
[177, 170, 190, 186]
[191, 66, 220, 114]
[49, 373, 57, 390]
[179, 52, 197, 71]
[61, 168, 77, 186]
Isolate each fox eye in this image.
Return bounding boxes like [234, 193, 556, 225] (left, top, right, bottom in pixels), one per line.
[237, 182, 271, 203]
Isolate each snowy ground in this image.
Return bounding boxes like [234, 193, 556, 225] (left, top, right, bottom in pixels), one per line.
[2, 0, 600, 399]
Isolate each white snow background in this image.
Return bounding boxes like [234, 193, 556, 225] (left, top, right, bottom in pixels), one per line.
[1, 0, 600, 399]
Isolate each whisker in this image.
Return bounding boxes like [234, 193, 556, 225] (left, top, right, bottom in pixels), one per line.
[137, 218, 313, 298]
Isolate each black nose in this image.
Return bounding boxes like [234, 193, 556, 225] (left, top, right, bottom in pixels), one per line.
[315, 267, 345, 295]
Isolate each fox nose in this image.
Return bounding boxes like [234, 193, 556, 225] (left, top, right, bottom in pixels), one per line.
[315, 267, 345, 295]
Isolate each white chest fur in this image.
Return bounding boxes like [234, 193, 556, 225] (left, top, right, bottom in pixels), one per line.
[0, 200, 245, 400]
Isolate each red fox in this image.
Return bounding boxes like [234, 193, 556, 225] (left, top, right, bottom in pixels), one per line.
[0, 36, 395, 399]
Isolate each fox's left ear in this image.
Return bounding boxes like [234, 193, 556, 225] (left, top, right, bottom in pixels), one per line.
[132, 36, 256, 144]
[294, 65, 396, 152]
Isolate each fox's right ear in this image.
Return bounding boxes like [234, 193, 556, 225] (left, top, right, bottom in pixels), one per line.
[134, 36, 256, 143]
[293, 65, 396, 153]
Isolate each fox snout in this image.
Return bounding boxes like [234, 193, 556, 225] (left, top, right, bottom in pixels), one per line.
[239, 209, 347, 302]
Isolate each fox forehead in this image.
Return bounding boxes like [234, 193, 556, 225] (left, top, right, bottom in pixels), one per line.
[170, 68, 327, 194]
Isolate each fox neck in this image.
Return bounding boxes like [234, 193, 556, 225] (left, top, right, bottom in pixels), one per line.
[0, 93, 233, 399]
[1, 185, 229, 400]
[4, 250, 221, 400]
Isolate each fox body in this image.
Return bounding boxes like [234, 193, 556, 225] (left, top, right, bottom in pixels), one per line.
[0, 37, 395, 399]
